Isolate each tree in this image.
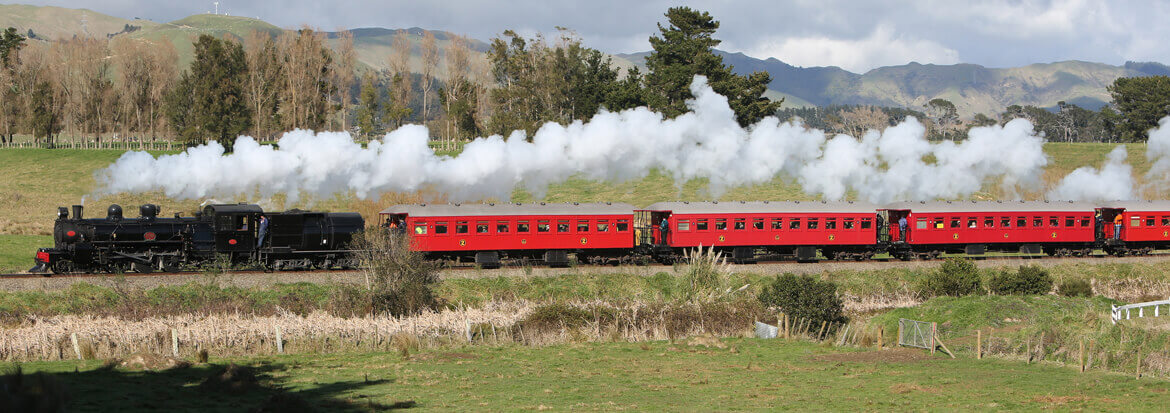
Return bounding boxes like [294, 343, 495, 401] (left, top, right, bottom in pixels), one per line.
[926, 98, 959, 140]
[419, 30, 439, 123]
[1108, 76, 1170, 142]
[441, 34, 478, 140]
[827, 105, 888, 137]
[355, 71, 381, 138]
[278, 27, 334, 131]
[384, 30, 414, 128]
[244, 30, 283, 139]
[28, 80, 60, 141]
[165, 34, 251, 147]
[0, 27, 25, 69]
[333, 29, 356, 132]
[643, 7, 780, 127]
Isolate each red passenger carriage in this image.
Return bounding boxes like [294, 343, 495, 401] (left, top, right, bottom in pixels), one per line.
[1098, 201, 1170, 255]
[380, 202, 635, 267]
[884, 201, 1098, 258]
[637, 201, 881, 261]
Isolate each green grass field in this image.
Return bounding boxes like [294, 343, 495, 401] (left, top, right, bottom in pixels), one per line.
[0, 234, 51, 273]
[10, 339, 1169, 411]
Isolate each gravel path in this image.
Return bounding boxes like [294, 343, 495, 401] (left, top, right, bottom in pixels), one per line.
[3, 254, 1170, 292]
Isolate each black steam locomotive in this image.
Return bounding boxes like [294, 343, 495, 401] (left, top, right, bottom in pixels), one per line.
[29, 203, 364, 274]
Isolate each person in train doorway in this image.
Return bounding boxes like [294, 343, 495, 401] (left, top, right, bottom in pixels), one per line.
[897, 215, 908, 243]
[257, 215, 269, 248]
[1114, 213, 1124, 240]
[660, 217, 669, 246]
[1094, 212, 1104, 240]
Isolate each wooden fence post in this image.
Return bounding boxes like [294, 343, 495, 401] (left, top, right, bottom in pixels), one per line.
[817, 321, 827, 341]
[1079, 339, 1085, 372]
[877, 327, 884, 348]
[930, 322, 937, 355]
[897, 320, 903, 347]
[275, 326, 284, 354]
[977, 330, 983, 359]
[171, 329, 179, 357]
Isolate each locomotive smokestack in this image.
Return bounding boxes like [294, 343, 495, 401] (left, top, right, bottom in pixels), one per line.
[72, 205, 83, 220]
[58, 207, 68, 219]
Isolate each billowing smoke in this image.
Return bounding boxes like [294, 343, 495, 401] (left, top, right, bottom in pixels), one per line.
[1047, 146, 1135, 201]
[1145, 117, 1170, 190]
[94, 76, 1051, 204]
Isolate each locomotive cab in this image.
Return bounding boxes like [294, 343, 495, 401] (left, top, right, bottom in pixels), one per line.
[204, 204, 263, 257]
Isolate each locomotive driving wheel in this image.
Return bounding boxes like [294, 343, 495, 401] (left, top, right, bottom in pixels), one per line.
[50, 260, 75, 275]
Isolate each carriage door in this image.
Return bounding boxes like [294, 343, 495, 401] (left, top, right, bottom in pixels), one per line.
[1097, 208, 1124, 241]
[216, 213, 256, 252]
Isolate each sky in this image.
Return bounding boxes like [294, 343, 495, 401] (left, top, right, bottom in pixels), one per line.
[13, 0, 1170, 73]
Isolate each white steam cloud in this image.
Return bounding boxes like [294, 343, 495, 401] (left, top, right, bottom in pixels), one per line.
[1047, 146, 1135, 202]
[95, 76, 1053, 204]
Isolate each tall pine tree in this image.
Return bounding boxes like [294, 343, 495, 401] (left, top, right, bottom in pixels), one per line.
[643, 7, 781, 127]
[165, 35, 251, 147]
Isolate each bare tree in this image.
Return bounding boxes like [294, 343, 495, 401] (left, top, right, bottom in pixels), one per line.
[419, 30, 439, 123]
[333, 29, 356, 132]
[278, 27, 334, 132]
[441, 34, 471, 140]
[385, 29, 413, 128]
[829, 105, 889, 137]
[245, 30, 282, 139]
[58, 37, 112, 143]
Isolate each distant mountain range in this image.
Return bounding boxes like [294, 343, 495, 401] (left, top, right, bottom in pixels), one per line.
[4, 3, 1168, 118]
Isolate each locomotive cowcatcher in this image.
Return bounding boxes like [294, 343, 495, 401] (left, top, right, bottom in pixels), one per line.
[30, 203, 364, 274]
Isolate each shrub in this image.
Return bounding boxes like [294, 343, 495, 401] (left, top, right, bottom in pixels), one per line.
[918, 258, 982, 297]
[351, 231, 443, 317]
[518, 303, 618, 331]
[757, 274, 847, 327]
[1057, 278, 1093, 297]
[987, 265, 1054, 295]
[678, 246, 733, 302]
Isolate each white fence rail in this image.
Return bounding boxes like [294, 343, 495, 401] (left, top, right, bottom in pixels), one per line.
[1111, 299, 1170, 324]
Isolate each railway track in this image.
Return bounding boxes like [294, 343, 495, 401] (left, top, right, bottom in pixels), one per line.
[0, 251, 1154, 279]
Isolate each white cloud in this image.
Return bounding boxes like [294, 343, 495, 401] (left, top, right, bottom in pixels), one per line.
[746, 25, 960, 73]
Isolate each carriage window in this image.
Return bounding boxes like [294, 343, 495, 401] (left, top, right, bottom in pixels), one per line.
[596, 222, 609, 232]
[558, 221, 570, 232]
[966, 218, 976, 228]
[1065, 218, 1075, 227]
[476, 223, 489, 233]
[984, 218, 995, 228]
[1017, 218, 1027, 227]
[577, 221, 589, 232]
[1050, 218, 1060, 227]
[1001, 217, 1011, 227]
[517, 222, 530, 232]
[1131, 217, 1141, 227]
[616, 222, 629, 232]
[844, 219, 855, 229]
[1080, 218, 1090, 227]
[1033, 217, 1043, 227]
[414, 225, 427, 235]
[435, 223, 448, 234]
[934, 218, 944, 229]
[808, 219, 819, 230]
[753, 219, 764, 230]
[860, 218, 872, 229]
[950, 218, 960, 228]
[790, 219, 801, 229]
[695, 219, 707, 231]
[537, 222, 550, 232]
[825, 219, 837, 229]
[715, 220, 727, 230]
[497, 222, 509, 233]
[734, 219, 746, 230]
[1163, 217, 1170, 226]
[917, 219, 928, 229]
[456, 223, 469, 234]
[678, 221, 690, 231]
[772, 219, 782, 230]
[1147, 217, 1156, 227]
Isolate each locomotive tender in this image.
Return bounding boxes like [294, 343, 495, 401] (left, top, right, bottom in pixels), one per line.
[381, 200, 1170, 266]
[30, 203, 364, 274]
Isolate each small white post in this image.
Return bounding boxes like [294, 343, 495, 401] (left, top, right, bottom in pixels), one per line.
[70, 333, 82, 360]
[171, 329, 179, 357]
[275, 326, 284, 354]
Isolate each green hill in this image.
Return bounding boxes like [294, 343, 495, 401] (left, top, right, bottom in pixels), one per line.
[0, 3, 157, 40]
[126, 14, 282, 69]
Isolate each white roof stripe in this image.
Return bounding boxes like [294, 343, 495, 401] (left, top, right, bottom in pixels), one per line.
[643, 201, 880, 214]
[883, 201, 1097, 213]
[380, 202, 635, 217]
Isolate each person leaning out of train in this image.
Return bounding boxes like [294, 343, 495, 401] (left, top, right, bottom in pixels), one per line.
[659, 217, 669, 245]
[897, 215, 908, 242]
[257, 215, 269, 248]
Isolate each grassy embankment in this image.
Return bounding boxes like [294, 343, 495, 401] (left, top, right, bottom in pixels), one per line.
[9, 337, 1170, 411]
[0, 142, 1154, 272]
